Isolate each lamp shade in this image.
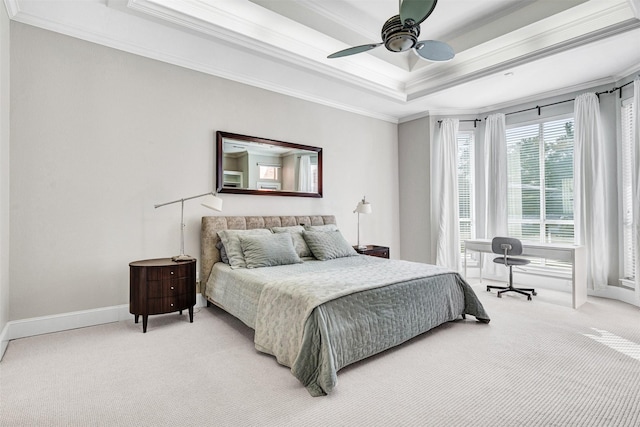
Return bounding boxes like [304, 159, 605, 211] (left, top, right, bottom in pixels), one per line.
[354, 199, 372, 214]
[201, 194, 223, 211]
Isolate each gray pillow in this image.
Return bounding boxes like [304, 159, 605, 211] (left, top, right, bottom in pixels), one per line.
[302, 230, 358, 261]
[303, 224, 338, 232]
[216, 228, 272, 269]
[271, 225, 312, 258]
[239, 233, 302, 269]
[215, 241, 229, 264]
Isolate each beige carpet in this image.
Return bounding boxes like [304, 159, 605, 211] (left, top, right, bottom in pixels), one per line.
[1, 283, 639, 427]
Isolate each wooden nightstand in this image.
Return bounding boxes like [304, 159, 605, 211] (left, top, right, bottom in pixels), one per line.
[354, 245, 390, 259]
[129, 258, 196, 333]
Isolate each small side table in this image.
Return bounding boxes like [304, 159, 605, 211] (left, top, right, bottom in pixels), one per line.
[129, 258, 196, 333]
[354, 245, 390, 259]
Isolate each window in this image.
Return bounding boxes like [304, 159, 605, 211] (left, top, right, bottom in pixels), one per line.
[258, 164, 280, 181]
[458, 132, 475, 256]
[506, 117, 575, 245]
[621, 98, 636, 282]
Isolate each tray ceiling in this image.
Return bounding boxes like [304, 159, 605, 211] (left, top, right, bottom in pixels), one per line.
[6, 0, 640, 122]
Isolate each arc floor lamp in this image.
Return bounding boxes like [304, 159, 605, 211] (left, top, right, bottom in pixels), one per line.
[155, 191, 223, 262]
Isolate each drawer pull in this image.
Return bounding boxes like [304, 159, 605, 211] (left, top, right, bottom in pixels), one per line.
[170, 271, 174, 275]
[170, 303, 174, 307]
[170, 286, 174, 290]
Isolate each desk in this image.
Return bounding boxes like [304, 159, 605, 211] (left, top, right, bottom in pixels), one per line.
[463, 239, 586, 309]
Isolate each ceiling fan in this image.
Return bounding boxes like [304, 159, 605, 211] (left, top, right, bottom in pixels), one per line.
[327, 0, 454, 62]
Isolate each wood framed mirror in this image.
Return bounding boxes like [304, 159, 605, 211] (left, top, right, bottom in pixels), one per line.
[216, 131, 323, 198]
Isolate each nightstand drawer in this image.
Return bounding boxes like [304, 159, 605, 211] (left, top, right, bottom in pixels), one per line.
[145, 264, 191, 280]
[354, 245, 390, 259]
[147, 294, 195, 314]
[145, 276, 191, 298]
[367, 248, 389, 258]
[165, 277, 189, 295]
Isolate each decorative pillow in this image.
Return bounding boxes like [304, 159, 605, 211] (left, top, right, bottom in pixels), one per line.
[238, 233, 302, 269]
[271, 225, 312, 258]
[215, 241, 229, 264]
[303, 223, 339, 232]
[216, 228, 272, 269]
[302, 230, 358, 261]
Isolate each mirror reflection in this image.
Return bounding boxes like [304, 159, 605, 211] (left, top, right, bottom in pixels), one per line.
[216, 131, 322, 198]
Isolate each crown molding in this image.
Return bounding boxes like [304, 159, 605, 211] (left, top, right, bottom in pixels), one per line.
[3, 0, 19, 17]
[405, 1, 640, 97]
[6, 0, 640, 123]
[128, 0, 407, 96]
[629, 0, 640, 18]
[614, 63, 640, 81]
[8, 0, 401, 122]
[296, 0, 381, 42]
[429, 76, 620, 119]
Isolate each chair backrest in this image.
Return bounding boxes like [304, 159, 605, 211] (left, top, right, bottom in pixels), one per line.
[491, 237, 524, 256]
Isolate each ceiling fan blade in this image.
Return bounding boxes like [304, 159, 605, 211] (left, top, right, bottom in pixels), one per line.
[400, 0, 438, 27]
[327, 43, 382, 59]
[414, 40, 455, 61]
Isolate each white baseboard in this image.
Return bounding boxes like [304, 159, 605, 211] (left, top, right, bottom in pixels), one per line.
[0, 322, 9, 360]
[6, 304, 131, 342]
[0, 294, 208, 361]
[591, 286, 640, 307]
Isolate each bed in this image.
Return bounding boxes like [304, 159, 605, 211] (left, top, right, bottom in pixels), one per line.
[201, 215, 490, 396]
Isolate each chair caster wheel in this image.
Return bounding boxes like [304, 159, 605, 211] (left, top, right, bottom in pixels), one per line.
[497, 294, 502, 298]
[527, 296, 532, 301]
[486, 287, 491, 292]
[532, 291, 537, 296]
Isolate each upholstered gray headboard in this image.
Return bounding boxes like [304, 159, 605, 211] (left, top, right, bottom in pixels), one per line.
[200, 215, 337, 282]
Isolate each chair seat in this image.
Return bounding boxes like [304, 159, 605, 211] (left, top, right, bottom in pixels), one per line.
[493, 256, 530, 267]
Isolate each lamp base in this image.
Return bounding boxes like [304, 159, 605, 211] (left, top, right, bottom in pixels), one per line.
[172, 254, 195, 262]
[357, 245, 368, 250]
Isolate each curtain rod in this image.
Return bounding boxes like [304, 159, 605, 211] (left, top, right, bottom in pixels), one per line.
[436, 118, 482, 128]
[437, 76, 638, 127]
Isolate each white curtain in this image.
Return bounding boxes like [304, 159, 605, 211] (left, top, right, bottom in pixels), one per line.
[484, 113, 508, 239]
[633, 78, 640, 296]
[435, 118, 461, 271]
[574, 92, 609, 290]
[298, 155, 312, 192]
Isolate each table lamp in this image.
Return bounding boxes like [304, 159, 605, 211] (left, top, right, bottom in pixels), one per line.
[353, 196, 372, 250]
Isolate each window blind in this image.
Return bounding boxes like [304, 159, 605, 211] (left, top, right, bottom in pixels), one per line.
[543, 119, 574, 243]
[621, 99, 636, 280]
[506, 118, 574, 245]
[457, 132, 474, 255]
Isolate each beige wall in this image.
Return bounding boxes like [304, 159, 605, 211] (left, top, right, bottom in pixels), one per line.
[1, 3, 10, 349]
[398, 117, 432, 264]
[9, 23, 399, 320]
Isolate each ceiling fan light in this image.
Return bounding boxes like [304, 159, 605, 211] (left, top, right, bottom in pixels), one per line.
[386, 34, 417, 52]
